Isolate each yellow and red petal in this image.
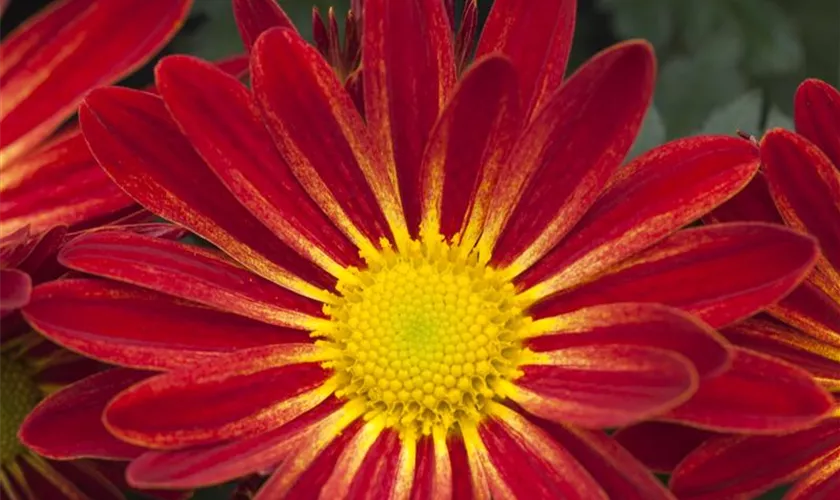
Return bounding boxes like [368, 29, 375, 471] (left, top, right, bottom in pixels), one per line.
[411, 433, 453, 500]
[670, 417, 840, 499]
[518, 135, 760, 300]
[535, 417, 678, 498]
[525, 302, 731, 378]
[506, 344, 698, 428]
[233, 0, 295, 51]
[418, 55, 521, 244]
[56, 231, 324, 328]
[0, 0, 191, 165]
[19, 368, 150, 460]
[467, 403, 611, 499]
[664, 348, 833, 433]
[770, 281, 840, 351]
[723, 317, 840, 389]
[105, 344, 334, 449]
[0, 128, 134, 237]
[362, 0, 455, 236]
[23, 279, 311, 370]
[785, 448, 840, 500]
[794, 78, 840, 169]
[530, 223, 819, 328]
[485, 41, 654, 274]
[79, 87, 334, 300]
[155, 55, 362, 277]
[0, 268, 31, 313]
[125, 398, 358, 490]
[613, 422, 715, 473]
[252, 28, 406, 254]
[475, 0, 576, 118]
[761, 128, 840, 278]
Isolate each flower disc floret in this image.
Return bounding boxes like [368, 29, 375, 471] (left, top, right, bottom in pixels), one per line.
[0, 355, 40, 464]
[319, 239, 529, 436]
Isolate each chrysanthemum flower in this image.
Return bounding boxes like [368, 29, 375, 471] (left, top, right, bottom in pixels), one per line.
[653, 79, 840, 499]
[18, 0, 833, 497]
[0, 0, 191, 237]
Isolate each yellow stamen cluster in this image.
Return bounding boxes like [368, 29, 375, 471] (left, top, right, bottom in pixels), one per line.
[318, 239, 529, 436]
[0, 355, 40, 464]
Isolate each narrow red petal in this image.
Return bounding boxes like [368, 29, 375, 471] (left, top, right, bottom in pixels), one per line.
[23, 279, 310, 370]
[708, 173, 784, 224]
[487, 41, 655, 275]
[518, 135, 760, 299]
[454, 0, 478, 72]
[786, 448, 840, 500]
[530, 223, 819, 328]
[509, 344, 698, 428]
[252, 28, 406, 252]
[664, 347, 833, 433]
[105, 344, 333, 449]
[79, 86, 334, 300]
[794, 78, 840, 169]
[525, 302, 731, 378]
[475, 0, 576, 118]
[0, 129, 133, 237]
[126, 398, 354, 490]
[761, 128, 840, 276]
[19, 369, 150, 460]
[670, 417, 840, 499]
[57, 231, 324, 328]
[155, 55, 361, 276]
[232, 0, 294, 51]
[536, 418, 677, 499]
[0, 0, 191, 164]
[0, 268, 31, 311]
[419, 56, 521, 243]
[770, 281, 840, 351]
[410, 434, 452, 500]
[474, 404, 607, 498]
[613, 422, 715, 473]
[363, 0, 455, 236]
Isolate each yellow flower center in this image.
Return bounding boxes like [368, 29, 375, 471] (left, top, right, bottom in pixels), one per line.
[0, 355, 41, 464]
[318, 239, 529, 436]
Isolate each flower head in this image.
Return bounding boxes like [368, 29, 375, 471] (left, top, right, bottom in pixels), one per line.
[660, 79, 840, 499]
[19, 0, 831, 497]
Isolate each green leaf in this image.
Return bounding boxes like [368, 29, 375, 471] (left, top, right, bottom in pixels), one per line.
[764, 106, 794, 132]
[699, 89, 763, 136]
[627, 105, 666, 161]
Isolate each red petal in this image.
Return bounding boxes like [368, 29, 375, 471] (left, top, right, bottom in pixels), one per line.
[233, 0, 294, 51]
[786, 448, 840, 500]
[0, 128, 133, 237]
[613, 422, 715, 473]
[57, 230, 324, 328]
[252, 28, 406, 253]
[708, 173, 784, 224]
[794, 78, 840, 169]
[23, 279, 310, 370]
[670, 417, 840, 499]
[770, 281, 840, 351]
[761, 128, 840, 276]
[0, 268, 31, 312]
[536, 418, 677, 499]
[475, 0, 576, 118]
[418, 56, 521, 243]
[155, 55, 361, 276]
[79, 86, 334, 299]
[105, 344, 333, 449]
[509, 344, 698, 428]
[530, 223, 819, 328]
[473, 405, 607, 498]
[0, 0, 190, 164]
[526, 302, 731, 379]
[126, 398, 356, 490]
[518, 135, 760, 300]
[19, 368, 150, 460]
[363, 0, 455, 236]
[664, 347, 833, 433]
[487, 41, 655, 275]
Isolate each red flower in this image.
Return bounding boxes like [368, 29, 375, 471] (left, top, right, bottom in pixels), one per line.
[647, 79, 840, 499]
[0, 0, 192, 238]
[19, 0, 832, 497]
